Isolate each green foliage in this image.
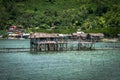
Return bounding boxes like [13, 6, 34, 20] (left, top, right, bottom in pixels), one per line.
[85, 27, 120, 37]
[2, 34, 8, 38]
[0, 30, 8, 38]
[0, 0, 120, 37]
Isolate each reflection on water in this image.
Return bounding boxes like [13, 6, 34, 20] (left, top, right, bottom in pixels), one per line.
[0, 39, 30, 48]
[0, 50, 120, 80]
[95, 42, 120, 49]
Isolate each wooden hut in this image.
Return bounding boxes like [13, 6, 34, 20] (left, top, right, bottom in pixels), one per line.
[86, 33, 104, 42]
[72, 32, 87, 40]
[30, 33, 69, 51]
[30, 32, 95, 52]
[72, 33, 78, 40]
[30, 33, 58, 51]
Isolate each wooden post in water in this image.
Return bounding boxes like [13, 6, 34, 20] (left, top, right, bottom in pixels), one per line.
[66, 41, 67, 51]
[48, 43, 50, 51]
[78, 43, 80, 51]
[45, 44, 47, 51]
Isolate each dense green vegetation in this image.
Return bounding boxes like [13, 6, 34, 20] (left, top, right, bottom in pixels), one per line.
[0, 0, 120, 37]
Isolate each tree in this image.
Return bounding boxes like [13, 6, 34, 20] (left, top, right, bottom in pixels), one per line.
[46, 0, 55, 3]
[0, 0, 21, 30]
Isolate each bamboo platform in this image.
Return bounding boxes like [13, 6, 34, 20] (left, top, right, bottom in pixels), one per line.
[30, 41, 95, 52]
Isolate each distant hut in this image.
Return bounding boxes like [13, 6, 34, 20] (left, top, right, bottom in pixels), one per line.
[79, 34, 87, 40]
[72, 33, 78, 40]
[22, 33, 30, 39]
[72, 32, 87, 40]
[86, 34, 93, 41]
[9, 26, 17, 30]
[86, 33, 104, 42]
[58, 34, 72, 39]
[64, 34, 72, 39]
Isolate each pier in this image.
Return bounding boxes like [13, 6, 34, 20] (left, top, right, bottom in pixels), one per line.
[0, 44, 30, 52]
[0, 48, 30, 52]
[30, 33, 95, 52]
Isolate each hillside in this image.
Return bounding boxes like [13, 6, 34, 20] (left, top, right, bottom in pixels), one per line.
[0, 0, 120, 37]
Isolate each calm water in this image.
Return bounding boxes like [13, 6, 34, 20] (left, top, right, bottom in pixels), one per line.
[0, 39, 30, 48]
[0, 39, 120, 80]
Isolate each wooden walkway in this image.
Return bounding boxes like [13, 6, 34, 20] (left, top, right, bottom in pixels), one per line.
[37, 41, 93, 44]
[0, 48, 30, 52]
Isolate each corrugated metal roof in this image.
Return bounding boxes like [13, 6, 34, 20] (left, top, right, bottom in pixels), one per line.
[90, 33, 104, 37]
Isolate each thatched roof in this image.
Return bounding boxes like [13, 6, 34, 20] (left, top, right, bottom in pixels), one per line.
[72, 33, 78, 36]
[72, 33, 87, 38]
[80, 34, 87, 38]
[30, 33, 72, 38]
[30, 33, 58, 38]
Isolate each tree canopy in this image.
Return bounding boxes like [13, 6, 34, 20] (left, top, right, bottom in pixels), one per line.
[0, 0, 120, 37]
